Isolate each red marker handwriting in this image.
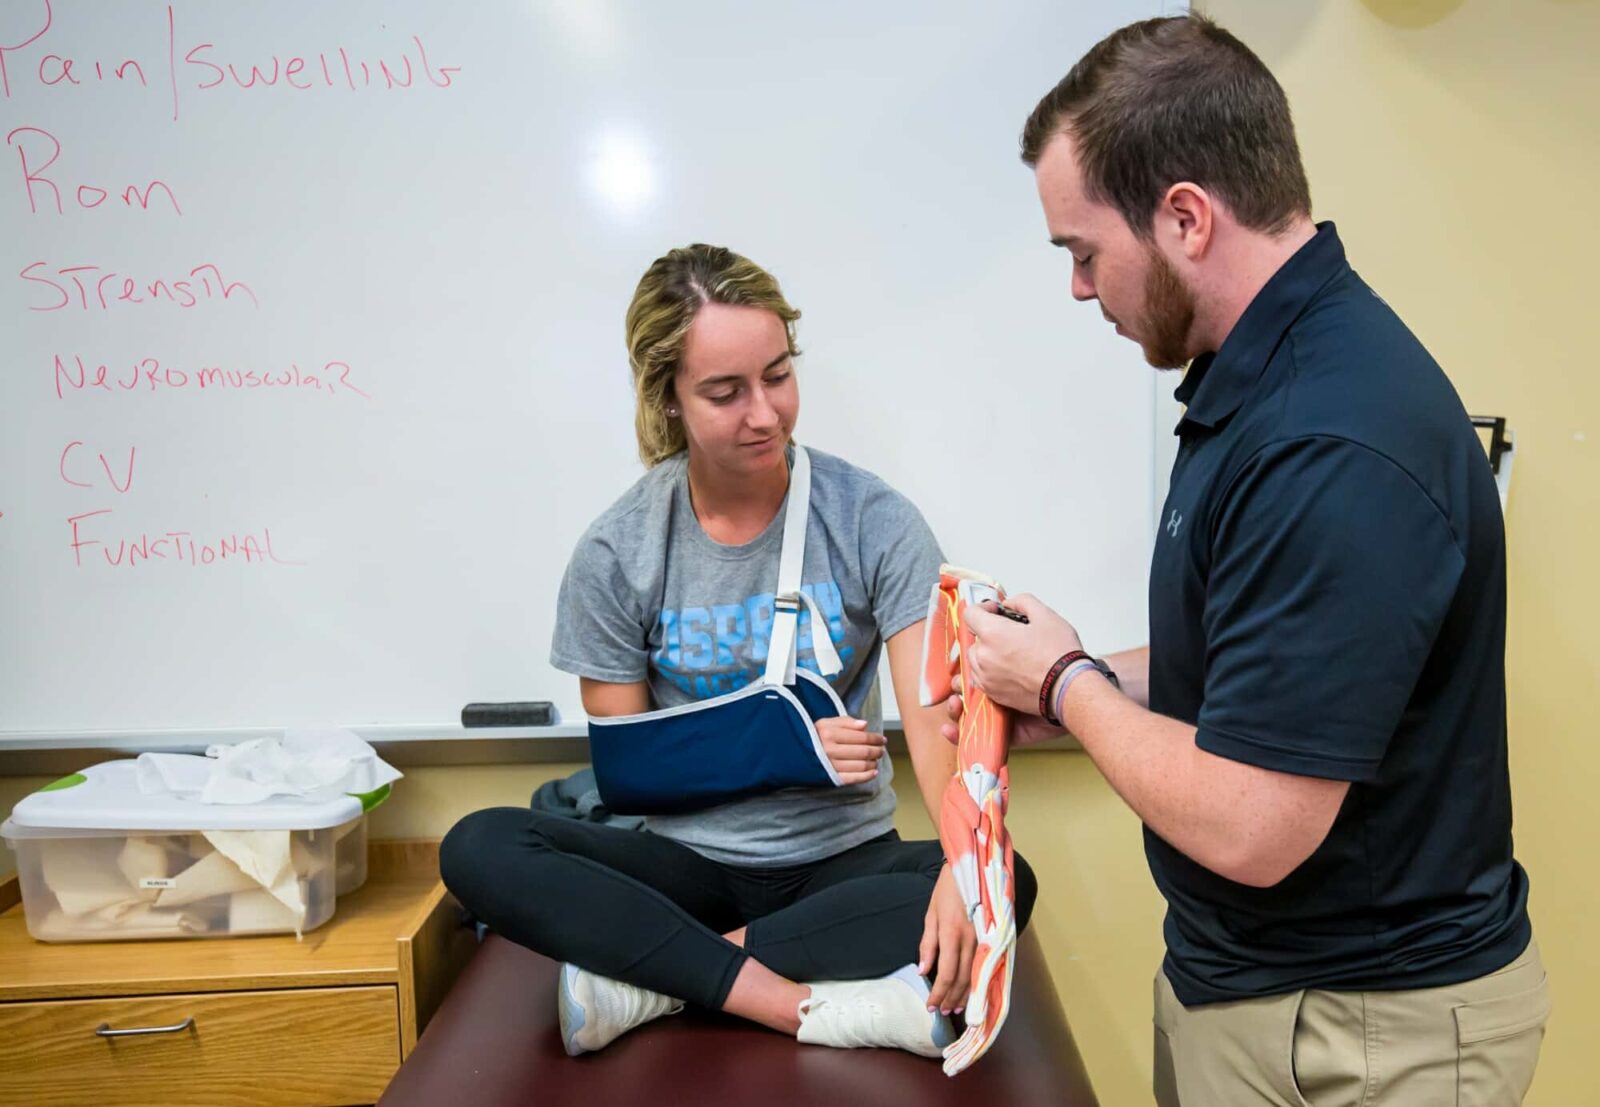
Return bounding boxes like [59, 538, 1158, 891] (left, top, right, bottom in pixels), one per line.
[0, 0, 52, 100]
[7, 126, 180, 215]
[67, 510, 302, 569]
[2, 1, 461, 122]
[180, 33, 460, 95]
[53, 354, 369, 400]
[22, 261, 257, 311]
[58, 441, 136, 493]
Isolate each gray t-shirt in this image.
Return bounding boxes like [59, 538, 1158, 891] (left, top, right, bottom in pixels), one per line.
[551, 445, 942, 865]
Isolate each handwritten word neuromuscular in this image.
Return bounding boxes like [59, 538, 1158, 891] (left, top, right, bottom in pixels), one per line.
[53, 355, 371, 400]
[0, 1, 462, 122]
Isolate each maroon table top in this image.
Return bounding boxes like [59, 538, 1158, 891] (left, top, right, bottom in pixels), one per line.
[381, 926, 1098, 1106]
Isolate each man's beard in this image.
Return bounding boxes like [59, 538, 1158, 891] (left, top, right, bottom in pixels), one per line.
[1137, 244, 1197, 370]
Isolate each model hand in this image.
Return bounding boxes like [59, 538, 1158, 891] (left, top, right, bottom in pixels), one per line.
[815, 716, 885, 784]
[919, 863, 976, 1016]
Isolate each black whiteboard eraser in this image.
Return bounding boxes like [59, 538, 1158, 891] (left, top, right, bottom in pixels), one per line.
[461, 701, 555, 727]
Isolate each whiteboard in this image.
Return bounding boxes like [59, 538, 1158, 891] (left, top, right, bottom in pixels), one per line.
[0, 0, 1172, 746]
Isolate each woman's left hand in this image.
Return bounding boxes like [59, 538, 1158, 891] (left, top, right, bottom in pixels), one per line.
[918, 863, 976, 1016]
[963, 593, 1085, 715]
[814, 716, 886, 784]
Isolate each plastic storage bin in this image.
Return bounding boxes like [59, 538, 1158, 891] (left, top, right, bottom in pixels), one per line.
[1, 760, 387, 942]
[331, 782, 392, 897]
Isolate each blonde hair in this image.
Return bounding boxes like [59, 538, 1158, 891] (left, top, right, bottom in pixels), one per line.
[625, 244, 802, 467]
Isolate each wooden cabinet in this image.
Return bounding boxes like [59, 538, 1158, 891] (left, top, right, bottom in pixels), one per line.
[0, 841, 476, 1107]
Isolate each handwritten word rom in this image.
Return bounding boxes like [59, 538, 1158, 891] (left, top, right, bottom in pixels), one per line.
[7, 126, 181, 215]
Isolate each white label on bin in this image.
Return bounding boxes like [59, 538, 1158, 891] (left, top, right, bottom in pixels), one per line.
[138, 877, 177, 889]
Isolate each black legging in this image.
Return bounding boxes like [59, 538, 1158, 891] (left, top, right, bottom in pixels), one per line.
[440, 808, 1037, 1012]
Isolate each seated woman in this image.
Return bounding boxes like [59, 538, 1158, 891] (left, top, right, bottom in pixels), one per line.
[440, 244, 1036, 1059]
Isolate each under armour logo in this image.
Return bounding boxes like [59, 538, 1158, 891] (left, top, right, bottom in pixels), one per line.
[1166, 509, 1184, 538]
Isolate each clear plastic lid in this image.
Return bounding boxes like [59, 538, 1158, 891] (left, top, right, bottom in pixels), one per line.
[2, 759, 389, 837]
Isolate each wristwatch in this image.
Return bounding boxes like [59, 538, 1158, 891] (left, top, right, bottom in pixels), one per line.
[1090, 657, 1121, 690]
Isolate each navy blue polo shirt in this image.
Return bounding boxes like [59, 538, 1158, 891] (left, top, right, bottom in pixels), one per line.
[1148, 223, 1531, 1006]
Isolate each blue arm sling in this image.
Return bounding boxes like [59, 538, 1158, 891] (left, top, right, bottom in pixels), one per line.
[585, 446, 850, 816]
[588, 667, 845, 815]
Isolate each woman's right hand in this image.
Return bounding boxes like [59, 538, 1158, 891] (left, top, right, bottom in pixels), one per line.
[815, 716, 886, 784]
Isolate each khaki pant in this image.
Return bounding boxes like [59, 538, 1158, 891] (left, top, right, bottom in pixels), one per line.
[1153, 940, 1550, 1106]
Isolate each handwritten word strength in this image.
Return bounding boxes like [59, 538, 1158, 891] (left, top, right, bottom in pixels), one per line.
[21, 261, 257, 312]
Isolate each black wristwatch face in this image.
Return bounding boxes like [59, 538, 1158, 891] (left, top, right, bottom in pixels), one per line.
[1093, 658, 1121, 690]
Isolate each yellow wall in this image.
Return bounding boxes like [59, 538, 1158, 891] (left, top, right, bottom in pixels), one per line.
[3, 5, 1595, 1104]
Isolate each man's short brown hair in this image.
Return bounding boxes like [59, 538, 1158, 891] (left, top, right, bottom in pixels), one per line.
[1021, 14, 1311, 237]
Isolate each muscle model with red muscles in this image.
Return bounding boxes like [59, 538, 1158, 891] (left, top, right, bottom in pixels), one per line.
[919, 565, 1018, 1075]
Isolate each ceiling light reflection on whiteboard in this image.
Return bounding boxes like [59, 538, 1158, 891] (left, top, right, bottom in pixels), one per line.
[587, 131, 657, 221]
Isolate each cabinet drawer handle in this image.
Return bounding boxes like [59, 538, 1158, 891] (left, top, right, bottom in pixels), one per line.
[95, 1016, 195, 1038]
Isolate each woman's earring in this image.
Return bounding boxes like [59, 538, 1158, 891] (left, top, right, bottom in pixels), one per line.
[665, 406, 679, 417]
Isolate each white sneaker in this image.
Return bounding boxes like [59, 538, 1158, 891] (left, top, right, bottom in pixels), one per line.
[796, 964, 958, 1059]
[557, 963, 684, 1056]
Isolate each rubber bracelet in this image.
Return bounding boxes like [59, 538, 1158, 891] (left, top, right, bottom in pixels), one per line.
[1039, 650, 1090, 725]
[1051, 660, 1099, 727]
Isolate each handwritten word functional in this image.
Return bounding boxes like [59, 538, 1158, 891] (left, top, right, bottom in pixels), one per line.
[53, 354, 370, 400]
[21, 261, 257, 311]
[66, 509, 301, 569]
[7, 126, 181, 215]
[0, 2, 462, 122]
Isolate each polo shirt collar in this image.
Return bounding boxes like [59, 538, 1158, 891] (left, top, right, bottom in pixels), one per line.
[1175, 221, 1347, 431]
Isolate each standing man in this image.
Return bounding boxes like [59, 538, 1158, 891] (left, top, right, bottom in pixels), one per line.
[954, 14, 1547, 1106]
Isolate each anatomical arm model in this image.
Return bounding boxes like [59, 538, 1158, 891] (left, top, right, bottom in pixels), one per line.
[918, 565, 1018, 1075]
